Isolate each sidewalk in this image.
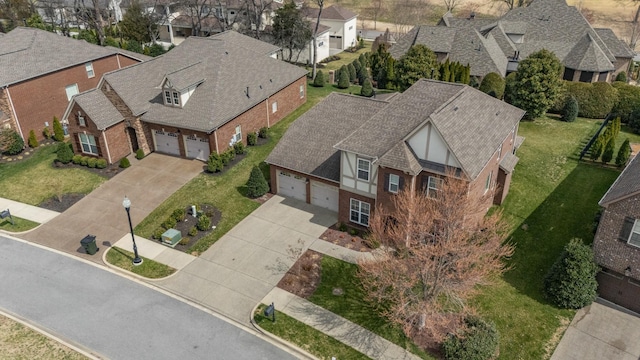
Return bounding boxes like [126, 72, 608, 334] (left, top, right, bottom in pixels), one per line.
[111, 234, 197, 272]
[0, 197, 59, 224]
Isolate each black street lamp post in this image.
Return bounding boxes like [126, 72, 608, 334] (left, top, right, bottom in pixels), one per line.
[123, 196, 143, 266]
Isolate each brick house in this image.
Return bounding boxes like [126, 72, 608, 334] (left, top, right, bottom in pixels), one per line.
[593, 154, 640, 313]
[266, 79, 525, 228]
[0, 27, 149, 142]
[390, 0, 634, 81]
[63, 30, 307, 164]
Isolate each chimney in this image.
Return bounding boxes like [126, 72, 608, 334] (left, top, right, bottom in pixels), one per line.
[469, 11, 475, 20]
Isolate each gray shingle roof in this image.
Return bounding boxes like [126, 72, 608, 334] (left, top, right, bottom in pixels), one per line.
[0, 27, 117, 86]
[306, 5, 357, 21]
[209, 29, 280, 55]
[73, 89, 124, 130]
[106, 46, 153, 62]
[594, 28, 635, 59]
[563, 33, 615, 72]
[101, 31, 307, 132]
[499, 152, 519, 173]
[266, 93, 388, 181]
[600, 154, 640, 206]
[163, 62, 205, 91]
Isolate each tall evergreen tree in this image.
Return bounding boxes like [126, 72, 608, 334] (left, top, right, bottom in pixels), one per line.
[590, 134, 605, 161]
[394, 45, 438, 91]
[337, 65, 350, 89]
[616, 138, 632, 167]
[602, 136, 616, 164]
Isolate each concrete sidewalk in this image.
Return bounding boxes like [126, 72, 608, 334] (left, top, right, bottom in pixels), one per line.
[111, 234, 196, 272]
[0, 197, 59, 224]
[262, 287, 422, 360]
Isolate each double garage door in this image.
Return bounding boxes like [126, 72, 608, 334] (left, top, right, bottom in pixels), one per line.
[277, 171, 338, 212]
[154, 130, 180, 156]
[184, 135, 210, 161]
[154, 130, 211, 161]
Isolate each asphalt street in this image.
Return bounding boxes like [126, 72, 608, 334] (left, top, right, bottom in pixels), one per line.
[0, 235, 298, 360]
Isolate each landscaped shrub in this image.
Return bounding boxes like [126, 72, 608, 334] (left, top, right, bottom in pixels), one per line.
[616, 138, 632, 167]
[135, 148, 145, 160]
[258, 127, 269, 139]
[612, 81, 640, 123]
[207, 152, 223, 173]
[162, 217, 177, 230]
[233, 141, 246, 155]
[72, 155, 82, 164]
[87, 157, 97, 168]
[80, 156, 89, 166]
[0, 129, 24, 155]
[338, 222, 348, 232]
[360, 77, 374, 97]
[601, 136, 615, 164]
[337, 65, 350, 89]
[589, 134, 605, 161]
[96, 158, 107, 169]
[313, 70, 325, 87]
[565, 81, 618, 119]
[561, 95, 579, 122]
[478, 72, 505, 99]
[543, 238, 599, 309]
[42, 127, 50, 139]
[247, 132, 258, 146]
[246, 165, 269, 198]
[197, 214, 211, 231]
[188, 226, 198, 236]
[357, 65, 369, 86]
[119, 157, 131, 168]
[52, 116, 64, 141]
[616, 71, 627, 82]
[153, 227, 165, 240]
[503, 72, 517, 104]
[442, 316, 499, 360]
[629, 107, 640, 134]
[221, 149, 235, 166]
[56, 142, 74, 164]
[348, 62, 357, 83]
[28, 130, 38, 148]
[172, 208, 186, 222]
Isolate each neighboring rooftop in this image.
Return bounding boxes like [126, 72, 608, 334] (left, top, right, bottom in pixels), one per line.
[305, 5, 357, 21]
[72, 88, 124, 130]
[600, 154, 640, 206]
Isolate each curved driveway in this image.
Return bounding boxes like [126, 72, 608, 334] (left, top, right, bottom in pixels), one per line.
[0, 235, 297, 359]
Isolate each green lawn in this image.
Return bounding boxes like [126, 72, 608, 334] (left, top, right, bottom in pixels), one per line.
[315, 43, 372, 72]
[254, 304, 370, 360]
[0, 216, 39, 232]
[0, 144, 106, 205]
[105, 247, 176, 278]
[135, 84, 363, 255]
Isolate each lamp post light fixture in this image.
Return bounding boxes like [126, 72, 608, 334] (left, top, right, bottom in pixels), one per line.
[123, 196, 143, 266]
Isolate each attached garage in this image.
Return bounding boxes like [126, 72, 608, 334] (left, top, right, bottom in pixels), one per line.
[311, 181, 339, 212]
[277, 170, 307, 202]
[597, 270, 640, 314]
[154, 130, 180, 156]
[184, 135, 210, 161]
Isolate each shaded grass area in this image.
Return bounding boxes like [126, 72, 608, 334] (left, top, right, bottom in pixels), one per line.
[135, 84, 364, 255]
[308, 256, 433, 359]
[105, 247, 176, 278]
[0, 216, 39, 232]
[0, 144, 106, 205]
[254, 304, 370, 360]
[315, 42, 372, 72]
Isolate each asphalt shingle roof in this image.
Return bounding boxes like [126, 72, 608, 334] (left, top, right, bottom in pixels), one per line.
[563, 33, 615, 72]
[600, 154, 640, 206]
[163, 62, 205, 91]
[73, 88, 124, 130]
[306, 5, 357, 21]
[266, 93, 388, 181]
[594, 28, 635, 59]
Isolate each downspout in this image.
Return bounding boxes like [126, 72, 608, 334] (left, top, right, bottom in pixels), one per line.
[102, 130, 112, 164]
[5, 87, 24, 140]
[266, 99, 270, 127]
[213, 130, 220, 154]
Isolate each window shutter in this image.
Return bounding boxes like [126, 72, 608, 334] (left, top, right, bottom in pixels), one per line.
[399, 176, 405, 190]
[421, 176, 428, 192]
[619, 217, 636, 242]
[384, 173, 389, 192]
[95, 136, 102, 157]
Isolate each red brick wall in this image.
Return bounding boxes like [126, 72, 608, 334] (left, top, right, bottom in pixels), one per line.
[376, 167, 414, 215]
[66, 102, 105, 159]
[9, 55, 135, 142]
[103, 122, 130, 163]
[265, 77, 307, 126]
[338, 188, 375, 229]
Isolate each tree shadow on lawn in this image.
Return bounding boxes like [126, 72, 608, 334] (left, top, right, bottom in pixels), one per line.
[503, 163, 620, 302]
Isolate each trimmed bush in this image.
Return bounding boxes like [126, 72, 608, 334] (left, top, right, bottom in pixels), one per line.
[360, 77, 374, 97]
[162, 217, 177, 230]
[337, 65, 350, 89]
[629, 107, 640, 134]
[442, 316, 499, 360]
[561, 95, 579, 122]
[589, 134, 605, 161]
[87, 157, 97, 168]
[258, 127, 269, 139]
[247, 132, 258, 146]
[313, 70, 325, 87]
[478, 72, 505, 99]
[221, 149, 235, 166]
[56, 142, 74, 164]
[42, 127, 50, 139]
[348, 62, 357, 83]
[119, 157, 131, 168]
[72, 155, 83, 164]
[153, 227, 165, 240]
[357, 65, 369, 86]
[188, 226, 198, 236]
[80, 156, 89, 166]
[612, 81, 640, 123]
[197, 214, 211, 231]
[503, 72, 517, 104]
[172, 208, 186, 222]
[96, 158, 107, 169]
[135, 148, 145, 160]
[565, 81, 618, 119]
[233, 141, 246, 155]
[602, 136, 615, 164]
[616, 138, 632, 167]
[0, 129, 24, 155]
[207, 152, 223, 173]
[52, 116, 64, 141]
[28, 130, 38, 148]
[543, 238, 599, 309]
[246, 165, 269, 198]
[616, 71, 627, 82]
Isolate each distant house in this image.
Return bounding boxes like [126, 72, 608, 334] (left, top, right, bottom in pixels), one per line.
[390, 0, 634, 81]
[305, 5, 358, 53]
[63, 31, 307, 164]
[266, 80, 525, 227]
[0, 27, 148, 143]
[279, 22, 331, 64]
[593, 154, 640, 313]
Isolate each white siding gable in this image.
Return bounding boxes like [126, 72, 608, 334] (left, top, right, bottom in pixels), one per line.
[340, 151, 378, 196]
[407, 122, 461, 168]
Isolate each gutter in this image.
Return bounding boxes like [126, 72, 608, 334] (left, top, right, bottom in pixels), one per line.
[5, 86, 24, 139]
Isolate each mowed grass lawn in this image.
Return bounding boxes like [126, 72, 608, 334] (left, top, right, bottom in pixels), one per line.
[135, 84, 362, 254]
[0, 144, 106, 205]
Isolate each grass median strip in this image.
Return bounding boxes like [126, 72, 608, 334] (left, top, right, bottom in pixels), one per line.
[0, 216, 39, 232]
[106, 247, 176, 278]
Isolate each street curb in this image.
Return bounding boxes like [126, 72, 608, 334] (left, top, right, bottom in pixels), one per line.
[100, 245, 184, 282]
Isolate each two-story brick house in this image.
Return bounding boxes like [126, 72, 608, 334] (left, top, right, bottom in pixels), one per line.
[0, 27, 149, 142]
[62, 30, 308, 164]
[266, 79, 525, 227]
[593, 154, 640, 313]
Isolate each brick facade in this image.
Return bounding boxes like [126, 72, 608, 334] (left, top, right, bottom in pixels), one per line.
[338, 188, 375, 230]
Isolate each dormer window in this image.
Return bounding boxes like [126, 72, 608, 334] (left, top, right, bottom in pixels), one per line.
[164, 89, 181, 107]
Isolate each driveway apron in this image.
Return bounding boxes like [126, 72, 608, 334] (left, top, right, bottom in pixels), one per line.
[19, 154, 204, 263]
[155, 195, 337, 324]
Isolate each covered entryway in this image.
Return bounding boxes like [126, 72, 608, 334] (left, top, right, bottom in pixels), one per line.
[184, 135, 210, 161]
[310, 181, 339, 212]
[277, 170, 306, 202]
[154, 130, 180, 156]
[127, 127, 139, 152]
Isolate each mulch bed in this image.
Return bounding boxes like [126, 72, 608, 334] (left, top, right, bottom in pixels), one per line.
[38, 193, 86, 212]
[277, 250, 323, 299]
[157, 204, 222, 254]
[253, 192, 274, 205]
[52, 160, 123, 179]
[320, 223, 372, 252]
[0, 140, 57, 164]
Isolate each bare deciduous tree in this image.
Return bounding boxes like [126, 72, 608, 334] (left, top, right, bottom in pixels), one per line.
[443, 0, 463, 12]
[311, 0, 323, 79]
[491, 0, 531, 10]
[74, 0, 107, 45]
[357, 173, 513, 347]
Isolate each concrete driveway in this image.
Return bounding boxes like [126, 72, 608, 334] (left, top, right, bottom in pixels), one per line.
[156, 195, 337, 324]
[552, 299, 640, 360]
[19, 154, 204, 263]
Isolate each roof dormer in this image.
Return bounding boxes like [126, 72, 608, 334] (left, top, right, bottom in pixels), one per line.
[159, 62, 205, 108]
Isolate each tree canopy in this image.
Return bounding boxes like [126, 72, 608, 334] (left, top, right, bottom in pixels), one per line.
[394, 44, 439, 91]
[272, 1, 312, 63]
[121, 0, 156, 44]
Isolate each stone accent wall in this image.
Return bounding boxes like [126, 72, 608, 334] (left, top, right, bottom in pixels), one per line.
[0, 88, 17, 131]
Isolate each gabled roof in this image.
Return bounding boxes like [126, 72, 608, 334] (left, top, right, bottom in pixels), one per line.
[594, 28, 635, 59]
[71, 88, 124, 130]
[266, 93, 388, 181]
[209, 29, 280, 55]
[600, 154, 640, 207]
[0, 27, 143, 87]
[162, 62, 206, 91]
[563, 33, 615, 72]
[306, 5, 357, 21]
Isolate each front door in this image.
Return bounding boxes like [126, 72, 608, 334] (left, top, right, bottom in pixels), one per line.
[127, 127, 139, 152]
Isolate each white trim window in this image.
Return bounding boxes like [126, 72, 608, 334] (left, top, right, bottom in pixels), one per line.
[299, 84, 304, 98]
[85, 62, 95, 78]
[485, 171, 492, 193]
[65, 83, 79, 101]
[389, 173, 400, 193]
[172, 91, 180, 106]
[357, 158, 370, 181]
[426, 176, 442, 198]
[164, 90, 172, 105]
[233, 125, 242, 143]
[350, 199, 370, 226]
[622, 218, 640, 247]
[79, 133, 98, 155]
[272, 101, 278, 113]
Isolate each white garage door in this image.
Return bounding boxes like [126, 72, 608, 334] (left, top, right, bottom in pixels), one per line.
[277, 171, 306, 202]
[184, 135, 210, 161]
[311, 181, 339, 212]
[154, 130, 180, 156]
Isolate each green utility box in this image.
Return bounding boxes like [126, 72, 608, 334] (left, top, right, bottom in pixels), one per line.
[80, 235, 98, 255]
[161, 228, 182, 247]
